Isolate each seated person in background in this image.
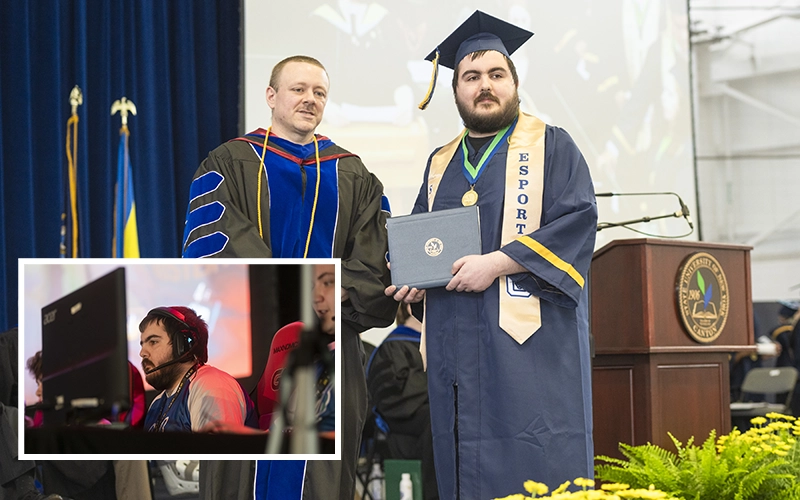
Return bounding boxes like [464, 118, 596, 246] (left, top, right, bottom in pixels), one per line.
[772, 301, 799, 368]
[26, 352, 146, 429]
[366, 303, 438, 500]
[139, 306, 257, 432]
[775, 301, 800, 416]
[27, 351, 43, 403]
[25, 351, 44, 427]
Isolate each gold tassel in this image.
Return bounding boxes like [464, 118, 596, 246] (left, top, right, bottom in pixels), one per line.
[302, 135, 321, 258]
[418, 49, 440, 110]
[257, 127, 271, 239]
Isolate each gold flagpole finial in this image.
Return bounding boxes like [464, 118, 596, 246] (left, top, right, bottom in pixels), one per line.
[111, 97, 137, 127]
[69, 86, 83, 116]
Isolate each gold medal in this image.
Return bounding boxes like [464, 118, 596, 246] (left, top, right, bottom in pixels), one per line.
[462, 187, 478, 206]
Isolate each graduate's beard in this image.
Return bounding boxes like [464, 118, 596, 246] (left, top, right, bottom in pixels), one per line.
[456, 89, 520, 135]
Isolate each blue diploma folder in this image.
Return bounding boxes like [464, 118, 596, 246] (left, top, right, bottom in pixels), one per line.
[387, 205, 481, 289]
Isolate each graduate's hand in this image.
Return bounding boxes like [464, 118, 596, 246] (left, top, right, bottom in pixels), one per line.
[384, 262, 426, 303]
[447, 251, 525, 293]
[384, 284, 426, 303]
[341, 287, 349, 302]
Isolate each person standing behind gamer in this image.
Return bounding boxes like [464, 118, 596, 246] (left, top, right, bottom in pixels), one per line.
[139, 306, 257, 432]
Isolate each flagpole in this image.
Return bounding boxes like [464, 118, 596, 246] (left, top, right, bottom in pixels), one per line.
[111, 97, 140, 258]
[61, 85, 82, 258]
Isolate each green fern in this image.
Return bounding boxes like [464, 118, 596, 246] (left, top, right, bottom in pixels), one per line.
[596, 414, 800, 500]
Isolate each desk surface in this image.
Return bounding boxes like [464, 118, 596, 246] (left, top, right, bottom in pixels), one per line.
[25, 426, 335, 455]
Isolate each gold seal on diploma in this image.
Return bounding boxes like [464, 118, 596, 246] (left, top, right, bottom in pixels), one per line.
[462, 188, 478, 206]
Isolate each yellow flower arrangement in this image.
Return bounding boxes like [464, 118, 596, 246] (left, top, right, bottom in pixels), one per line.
[494, 480, 680, 500]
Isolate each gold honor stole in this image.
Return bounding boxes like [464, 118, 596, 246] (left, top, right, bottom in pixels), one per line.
[418, 112, 546, 366]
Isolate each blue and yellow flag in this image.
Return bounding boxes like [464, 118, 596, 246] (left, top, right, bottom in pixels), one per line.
[60, 113, 80, 258]
[112, 124, 140, 258]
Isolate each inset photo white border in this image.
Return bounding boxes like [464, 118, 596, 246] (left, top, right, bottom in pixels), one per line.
[19, 258, 341, 461]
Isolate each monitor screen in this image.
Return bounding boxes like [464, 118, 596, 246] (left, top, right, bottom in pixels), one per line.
[40, 268, 129, 425]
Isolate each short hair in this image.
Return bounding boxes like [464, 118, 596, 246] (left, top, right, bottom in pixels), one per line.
[139, 306, 209, 364]
[451, 50, 519, 93]
[27, 350, 42, 381]
[269, 55, 327, 90]
[395, 303, 413, 325]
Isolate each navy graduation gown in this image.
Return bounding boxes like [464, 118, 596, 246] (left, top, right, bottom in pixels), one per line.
[414, 124, 597, 499]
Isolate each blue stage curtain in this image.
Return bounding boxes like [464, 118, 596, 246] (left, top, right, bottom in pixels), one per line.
[0, 0, 241, 330]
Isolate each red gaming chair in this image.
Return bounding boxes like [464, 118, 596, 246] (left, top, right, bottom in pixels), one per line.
[255, 321, 302, 430]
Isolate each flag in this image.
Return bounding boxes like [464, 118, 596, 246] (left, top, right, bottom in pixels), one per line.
[60, 113, 80, 258]
[112, 125, 140, 258]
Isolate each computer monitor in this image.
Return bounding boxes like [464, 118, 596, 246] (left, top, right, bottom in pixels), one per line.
[40, 267, 130, 425]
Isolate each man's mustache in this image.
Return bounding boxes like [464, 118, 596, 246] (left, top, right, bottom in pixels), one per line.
[474, 91, 499, 105]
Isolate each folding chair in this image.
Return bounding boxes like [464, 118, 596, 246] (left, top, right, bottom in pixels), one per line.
[730, 366, 799, 420]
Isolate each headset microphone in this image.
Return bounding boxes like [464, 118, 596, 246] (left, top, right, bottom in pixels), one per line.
[144, 348, 196, 375]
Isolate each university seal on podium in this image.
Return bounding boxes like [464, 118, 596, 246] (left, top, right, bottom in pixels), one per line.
[676, 252, 730, 343]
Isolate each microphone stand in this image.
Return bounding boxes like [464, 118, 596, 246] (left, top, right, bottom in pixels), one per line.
[267, 265, 330, 454]
[597, 210, 685, 232]
[596, 191, 693, 235]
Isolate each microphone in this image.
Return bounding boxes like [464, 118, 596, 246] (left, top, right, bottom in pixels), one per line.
[143, 346, 197, 374]
[144, 357, 181, 374]
[677, 196, 693, 230]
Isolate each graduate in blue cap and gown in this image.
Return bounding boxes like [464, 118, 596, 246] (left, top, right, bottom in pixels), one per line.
[387, 10, 597, 499]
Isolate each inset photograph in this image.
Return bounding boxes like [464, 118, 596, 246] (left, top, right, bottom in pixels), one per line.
[19, 258, 340, 461]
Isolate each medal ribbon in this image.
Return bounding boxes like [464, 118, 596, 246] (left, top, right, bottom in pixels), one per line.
[460, 121, 515, 185]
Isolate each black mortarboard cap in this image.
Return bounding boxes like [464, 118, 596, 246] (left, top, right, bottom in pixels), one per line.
[779, 300, 799, 319]
[418, 10, 534, 110]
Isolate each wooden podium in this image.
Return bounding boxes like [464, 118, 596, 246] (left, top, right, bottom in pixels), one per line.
[591, 238, 753, 459]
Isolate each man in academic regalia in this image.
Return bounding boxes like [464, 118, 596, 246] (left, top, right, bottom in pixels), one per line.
[183, 55, 396, 500]
[770, 301, 800, 415]
[387, 11, 597, 499]
[771, 301, 799, 369]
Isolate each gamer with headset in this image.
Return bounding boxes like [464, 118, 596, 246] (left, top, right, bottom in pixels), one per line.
[138, 306, 258, 432]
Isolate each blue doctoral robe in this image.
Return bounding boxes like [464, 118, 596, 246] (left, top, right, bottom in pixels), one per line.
[185, 131, 396, 500]
[414, 124, 597, 499]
